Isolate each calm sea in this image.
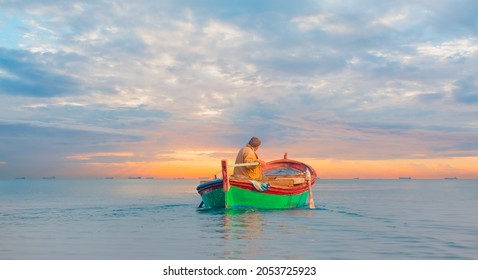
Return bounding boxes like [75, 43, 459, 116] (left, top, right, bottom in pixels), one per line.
[0, 179, 477, 260]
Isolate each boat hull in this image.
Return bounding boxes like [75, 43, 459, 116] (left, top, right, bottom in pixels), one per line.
[197, 179, 311, 209]
[197, 179, 225, 208]
[226, 184, 309, 209]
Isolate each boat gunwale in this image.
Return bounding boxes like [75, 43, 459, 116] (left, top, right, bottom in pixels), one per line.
[231, 180, 309, 195]
[197, 178, 310, 196]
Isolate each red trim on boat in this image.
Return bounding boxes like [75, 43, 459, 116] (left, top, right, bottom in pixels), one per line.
[197, 179, 309, 196]
[230, 180, 309, 195]
[263, 159, 317, 184]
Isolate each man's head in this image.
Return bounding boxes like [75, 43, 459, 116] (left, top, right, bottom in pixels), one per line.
[248, 136, 261, 149]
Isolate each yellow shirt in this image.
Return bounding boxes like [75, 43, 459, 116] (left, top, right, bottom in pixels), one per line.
[233, 144, 262, 180]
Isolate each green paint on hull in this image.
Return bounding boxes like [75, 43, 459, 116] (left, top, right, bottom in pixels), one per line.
[200, 188, 225, 208]
[199, 184, 310, 209]
[226, 185, 309, 209]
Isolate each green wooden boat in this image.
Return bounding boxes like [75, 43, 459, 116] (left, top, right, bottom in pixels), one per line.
[196, 156, 317, 209]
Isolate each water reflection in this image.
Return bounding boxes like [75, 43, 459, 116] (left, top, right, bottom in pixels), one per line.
[223, 210, 266, 240]
[197, 208, 319, 259]
[221, 210, 265, 259]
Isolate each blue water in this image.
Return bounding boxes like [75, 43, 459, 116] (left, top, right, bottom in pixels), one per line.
[0, 179, 477, 259]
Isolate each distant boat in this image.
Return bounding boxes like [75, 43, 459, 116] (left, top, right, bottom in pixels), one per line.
[145, 177, 154, 179]
[128, 177, 141, 179]
[444, 177, 458, 180]
[104, 177, 114, 179]
[42, 176, 56, 179]
[398, 177, 411, 179]
[15, 177, 26, 180]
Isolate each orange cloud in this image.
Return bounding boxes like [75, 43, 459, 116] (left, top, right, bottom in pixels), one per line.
[66, 152, 135, 161]
[65, 155, 478, 179]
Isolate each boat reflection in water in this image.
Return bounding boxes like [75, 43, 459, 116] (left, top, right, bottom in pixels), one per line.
[198, 208, 317, 259]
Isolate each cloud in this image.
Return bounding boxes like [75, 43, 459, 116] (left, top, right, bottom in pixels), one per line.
[66, 152, 135, 161]
[416, 39, 478, 63]
[453, 78, 478, 104]
[415, 93, 447, 103]
[0, 48, 82, 97]
[0, 122, 143, 157]
[0, 121, 145, 177]
[20, 103, 172, 130]
[425, 0, 478, 37]
[293, 13, 355, 33]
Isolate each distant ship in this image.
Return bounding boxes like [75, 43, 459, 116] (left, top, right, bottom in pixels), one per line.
[15, 177, 26, 180]
[42, 176, 56, 179]
[128, 176, 141, 179]
[104, 177, 114, 179]
[398, 177, 412, 179]
[145, 177, 155, 179]
[444, 177, 458, 180]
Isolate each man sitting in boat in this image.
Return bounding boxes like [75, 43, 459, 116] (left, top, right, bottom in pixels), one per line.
[232, 136, 265, 180]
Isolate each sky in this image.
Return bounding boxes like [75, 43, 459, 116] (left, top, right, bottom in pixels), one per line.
[0, 0, 477, 179]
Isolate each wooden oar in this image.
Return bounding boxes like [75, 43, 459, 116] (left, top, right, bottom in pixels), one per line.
[306, 168, 315, 209]
[227, 162, 259, 168]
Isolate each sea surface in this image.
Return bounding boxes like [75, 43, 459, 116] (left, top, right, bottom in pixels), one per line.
[0, 179, 477, 260]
